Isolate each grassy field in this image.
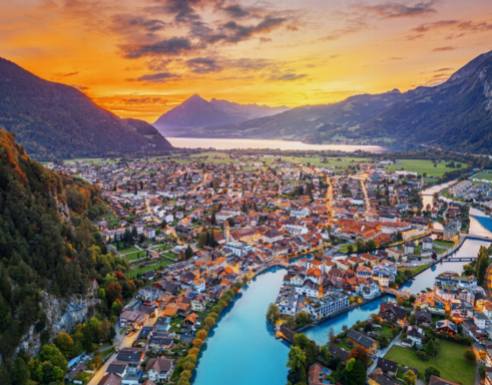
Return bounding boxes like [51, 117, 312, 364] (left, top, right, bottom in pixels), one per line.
[387, 159, 465, 180]
[119, 246, 146, 261]
[433, 240, 455, 254]
[472, 170, 492, 182]
[271, 156, 370, 171]
[385, 340, 475, 385]
[127, 259, 171, 278]
[398, 263, 431, 276]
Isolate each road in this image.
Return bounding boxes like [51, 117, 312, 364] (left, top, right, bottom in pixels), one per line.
[367, 332, 402, 374]
[87, 316, 159, 385]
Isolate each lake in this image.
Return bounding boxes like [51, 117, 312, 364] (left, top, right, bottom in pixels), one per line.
[167, 137, 386, 153]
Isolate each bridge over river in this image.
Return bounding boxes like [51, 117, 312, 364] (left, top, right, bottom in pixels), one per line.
[441, 233, 492, 262]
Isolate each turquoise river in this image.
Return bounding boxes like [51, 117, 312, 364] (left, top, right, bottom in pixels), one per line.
[194, 237, 492, 385]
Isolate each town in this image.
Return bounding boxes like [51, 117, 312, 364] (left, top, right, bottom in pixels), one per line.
[47, 152, 492, 385]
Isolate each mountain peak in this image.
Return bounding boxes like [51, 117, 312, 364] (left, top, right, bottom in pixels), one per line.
[185, 94, 207, 103]
[0, 58, 172, 160]
[154, 95, 286, 135]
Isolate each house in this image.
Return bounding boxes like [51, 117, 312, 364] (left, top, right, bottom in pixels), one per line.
[404, 242, 415, 255]
[347, 330, 378, 354]
[403, 326, 424, 348]
[415, 309, 433, 326]
[145, 357, 174, 382]
[329, 345, 350, 362]
[376, 358, 398, 376]
[107, 362, 128, 377]
[379, 303, 407, 325]
[435, 320, 458, 335]
[98, 373, 122, 385]
[368, 372, 400, 385]
[116, 348, 144, 365]
[422, 237, 433, 252]
[308, 363, 332, 385]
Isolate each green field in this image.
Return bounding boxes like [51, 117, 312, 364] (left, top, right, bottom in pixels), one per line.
[385, 340, 475, 385]
[387, 159, 465, 181]
[270, 156, 370, 171]
[119, 246, 146, 261]
[433, 240, 455, 254]
[472, 170, 492, 182]
[127, 259, 171, 278]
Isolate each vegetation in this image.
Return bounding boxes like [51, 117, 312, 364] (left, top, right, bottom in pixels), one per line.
[385, 339, 476, 385]
[287, 334, 320, 385]
[0, 130, 137, 384]
[387, 159, 466, 184]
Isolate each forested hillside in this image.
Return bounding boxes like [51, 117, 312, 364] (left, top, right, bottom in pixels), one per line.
[0, 129, 134, 384]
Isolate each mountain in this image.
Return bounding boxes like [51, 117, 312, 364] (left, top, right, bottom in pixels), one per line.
[0, 57, 172, 160]
[154, 94, 287, 136]
[181, 51, 492, 153]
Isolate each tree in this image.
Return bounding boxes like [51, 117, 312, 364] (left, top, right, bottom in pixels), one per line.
[54, 332, 75, 358]
[294, 312, 312, 328]
[464, 350, 475, 362]
[403, 370, 417, 385]
[293, 334, 319, 366]
[11, 357, 30, 385]
[185, 245, 193, 260]
[287, 345, 307, 385]
[476, 246, 490, 286]
[267, 304, 280, 325]
[425, 367, 441, 382]
[337, 357, 366, 385]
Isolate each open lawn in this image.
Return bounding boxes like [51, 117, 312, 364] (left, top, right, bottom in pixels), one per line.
[272, 156, 371, 171]
[119, 246, 146, 261]
[387, 159, 466, 182]
[472, 170, 492, 182]
[385, 340, 475, 385]
[433, 240, 455, 254]
[399, 263, 430, 277]
[127, 259, 171, 278]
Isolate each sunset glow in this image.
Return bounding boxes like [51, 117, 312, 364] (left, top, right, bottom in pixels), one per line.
[2, 0, 491, 121]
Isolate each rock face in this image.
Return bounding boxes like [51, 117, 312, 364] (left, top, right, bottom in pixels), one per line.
[17, 286, 100, 354]
[154, 94, 286, 136]
[0, 57, 173, 160]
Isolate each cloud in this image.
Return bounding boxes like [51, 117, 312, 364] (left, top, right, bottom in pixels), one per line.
[134, 71, 180, 83]
[322, 17, 368, 41]
[354, 1, 437, 19]
[112, 14, 166, 35]
[432, 46, 455, 52]
[116, 1, 296, 62]
[123, 37, 194, 58]
[221, 4, 251, 18]
[408, 19, 492, 39]
[186, 57, 222, 73]
[269, 72, 306, 81]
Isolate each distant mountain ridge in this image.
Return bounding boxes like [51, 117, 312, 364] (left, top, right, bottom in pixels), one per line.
[154, 94, 287, 136]
[0, 57, 172, 160]
[156, 51, 492, 153]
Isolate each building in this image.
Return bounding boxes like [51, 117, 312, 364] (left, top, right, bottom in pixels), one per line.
[347, 330, 378, 354]
[98, 373, 122, 385]
[145, 357, 174, 382]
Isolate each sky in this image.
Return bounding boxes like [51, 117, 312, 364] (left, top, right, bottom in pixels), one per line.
[1, 0, 492, 122]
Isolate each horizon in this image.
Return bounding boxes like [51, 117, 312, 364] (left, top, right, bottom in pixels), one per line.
[1, 0, 491, 122]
